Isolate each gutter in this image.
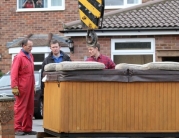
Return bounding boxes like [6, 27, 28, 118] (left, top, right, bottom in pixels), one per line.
[60, 28, 179, 37]
[60, 27, 179, 33]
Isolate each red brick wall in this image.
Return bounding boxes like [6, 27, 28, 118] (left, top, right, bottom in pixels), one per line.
[156, 35, 179, 50]
[70, 35, 179, 61]
[0, 0, 80, 72]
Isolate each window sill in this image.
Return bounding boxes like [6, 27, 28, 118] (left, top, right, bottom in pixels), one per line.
[16, 8, 65, 12]
[105, 4, 141, 9]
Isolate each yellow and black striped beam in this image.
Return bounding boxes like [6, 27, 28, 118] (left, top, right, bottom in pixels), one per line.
[78, 0, 105, 29]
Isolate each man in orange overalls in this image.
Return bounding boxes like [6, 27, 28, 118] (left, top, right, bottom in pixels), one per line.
[11, 38, 36, 136]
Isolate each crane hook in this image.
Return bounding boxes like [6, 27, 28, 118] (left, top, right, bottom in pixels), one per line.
[86, 29, 98, 46]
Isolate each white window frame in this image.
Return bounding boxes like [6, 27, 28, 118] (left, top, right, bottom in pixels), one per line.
[105, 0, 142, 9]
[16, 0, 65, 12]
[111, 38, 155, 62]
[9, 46, 70, 66]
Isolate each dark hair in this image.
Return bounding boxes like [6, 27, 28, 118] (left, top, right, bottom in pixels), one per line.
[50, 40, 60, 47]
[95, 43, 100, 51]
[21, 38, 31, 47]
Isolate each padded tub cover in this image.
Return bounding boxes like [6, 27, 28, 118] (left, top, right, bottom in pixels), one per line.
[44, 61, 105, 71]
[43, 69, 179, 82]
[44, 70, 128, 82]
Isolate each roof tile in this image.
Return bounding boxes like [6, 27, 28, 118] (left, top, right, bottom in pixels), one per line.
[64, 0, 179, 30]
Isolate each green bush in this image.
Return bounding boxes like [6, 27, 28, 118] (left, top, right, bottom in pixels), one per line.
[0, 71, 3, 77]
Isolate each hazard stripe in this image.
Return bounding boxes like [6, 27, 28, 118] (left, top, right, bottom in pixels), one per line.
[79, 9, 98, 29]
[79, 1, 99, 27]
[79, 0, 101, 18]
[96, 0, 102, 4]
[88, 0, 102, 17]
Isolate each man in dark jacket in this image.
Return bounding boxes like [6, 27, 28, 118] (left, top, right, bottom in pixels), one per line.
[41, 39, 71, 92]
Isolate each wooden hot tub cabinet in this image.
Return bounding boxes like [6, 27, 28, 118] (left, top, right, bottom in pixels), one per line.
[43, 69, 179, 137]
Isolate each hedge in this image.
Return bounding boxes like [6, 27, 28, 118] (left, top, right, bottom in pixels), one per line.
[0, 71, 3, 77]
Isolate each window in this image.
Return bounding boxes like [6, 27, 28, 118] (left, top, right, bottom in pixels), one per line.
[34, 65, 43, 71]
[10, 46, 70, 71]
[32, 54, 45, 62]
[35, 73, 40, 85]
[32, 54, 45, 71]
[105, 0, 141, 9]
[17, 0, 65, 12]
[111, 38, 155, 64]
[162, 57, 179, 62]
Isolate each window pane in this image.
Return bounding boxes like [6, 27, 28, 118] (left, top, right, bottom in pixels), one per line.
[115, 42, 151, 50]
[19, 0, 44, 8]
[44, 0, 47, 7]
[34, 73, 40, 85]
[18, 0, 62, 9]
[34, 65, 42, 71]
[51, 0, 62, 6]
[162, 57, 179, 62]
[127, 0, 138, 4]
[34, 0, 44, 8]
[19, 0, 24, 8]
[105, 0, 123, 6]
[32, 54, 44, 62]
[114, 55, 153, 64]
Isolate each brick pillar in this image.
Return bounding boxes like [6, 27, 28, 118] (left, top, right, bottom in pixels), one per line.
[0, 97, 15, 138]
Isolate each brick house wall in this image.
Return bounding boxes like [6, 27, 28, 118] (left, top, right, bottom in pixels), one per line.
[0, 0, 176, 73]
[70, 35, 179, 62]
[0, 0, 80, 73]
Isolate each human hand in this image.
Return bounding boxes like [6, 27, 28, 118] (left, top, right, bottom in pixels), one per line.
[12, 86, 20, 96]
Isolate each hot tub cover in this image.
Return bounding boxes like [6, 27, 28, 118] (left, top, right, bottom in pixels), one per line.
[44, 61, 105, 71]
[43, 70, 128, 82]
[115, 62, 179, 70]
[43, 62, 179, 82]
[43, 69, 179, 82]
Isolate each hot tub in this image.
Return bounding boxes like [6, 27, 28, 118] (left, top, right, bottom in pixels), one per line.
[43, 68, 179, 137]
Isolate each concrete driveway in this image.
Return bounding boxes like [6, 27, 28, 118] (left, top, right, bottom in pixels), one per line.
[14, 119, 130, 138]
[15, 119, 44, 138]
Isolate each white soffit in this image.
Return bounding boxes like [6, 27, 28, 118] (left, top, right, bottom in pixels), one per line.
[63, 31, 179, 37]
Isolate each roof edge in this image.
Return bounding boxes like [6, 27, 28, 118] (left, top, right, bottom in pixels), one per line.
[60, 27, 179, 33]
[6, 34, 70, 48]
